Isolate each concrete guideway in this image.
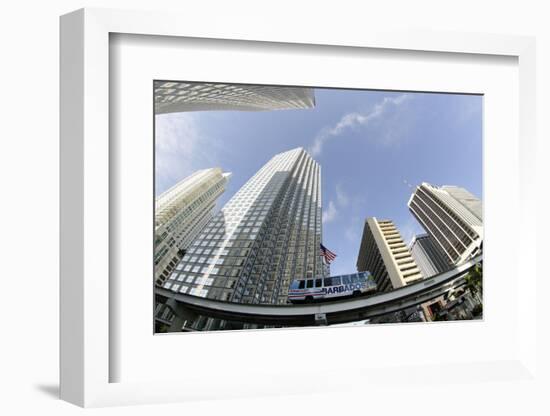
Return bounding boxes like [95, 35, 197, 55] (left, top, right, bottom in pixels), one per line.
[156, 254, 482, 327]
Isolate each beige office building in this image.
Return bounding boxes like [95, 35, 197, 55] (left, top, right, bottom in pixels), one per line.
[155, 168, 231, 285]
[154, 81, 315, 114]
[408, 183, 483, 266]
[357, 218, 423, 292]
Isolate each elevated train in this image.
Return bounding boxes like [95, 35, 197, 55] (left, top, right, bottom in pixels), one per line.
[288, 271, 377, 303]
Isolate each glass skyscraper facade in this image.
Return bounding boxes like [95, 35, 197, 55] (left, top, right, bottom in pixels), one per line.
[161, 148, 323, 306]
[409, 234, 452, 278]
[155, 168, 231, 285]
[154, 81, 316, 114]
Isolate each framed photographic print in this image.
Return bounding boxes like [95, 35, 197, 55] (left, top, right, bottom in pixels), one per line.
[152, 82, 483, 332]
[60, 7, 539, 408]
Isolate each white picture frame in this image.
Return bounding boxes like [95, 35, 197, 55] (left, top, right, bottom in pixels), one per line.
[60, 7, 539, 408]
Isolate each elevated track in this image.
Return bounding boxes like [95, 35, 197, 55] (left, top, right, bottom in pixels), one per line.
[156, 254, 482, 328]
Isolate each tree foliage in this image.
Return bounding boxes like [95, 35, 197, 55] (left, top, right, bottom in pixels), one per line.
[464, 263, 483, 297]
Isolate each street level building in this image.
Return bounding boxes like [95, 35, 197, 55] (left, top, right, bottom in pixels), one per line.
[155, 168, 231, 286]
[408, 183, 483, 265]
[409, 234, 452, 278]
[162, 148, 323, 316]
[356, 218, 423, 292]
[155, 81, 315, 114]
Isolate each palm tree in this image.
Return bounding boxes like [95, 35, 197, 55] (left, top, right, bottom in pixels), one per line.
[464, 262, 482, 301]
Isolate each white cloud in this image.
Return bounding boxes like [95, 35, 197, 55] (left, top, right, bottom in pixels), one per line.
[155, 113, 218, 195]
[309, 93, 411, 157]
[322, 200, 338, 224]
[335, 184, 350, 207]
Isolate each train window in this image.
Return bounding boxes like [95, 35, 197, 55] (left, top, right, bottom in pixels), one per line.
[332, 276, 341, 285]
[342, 275, 351, 285]
[306, 280, 314, 288]
[315, 279, 322, 288]
[324, 277, 332, 286]
[351, 274, 360, 283]
[298, 280, 305, 289]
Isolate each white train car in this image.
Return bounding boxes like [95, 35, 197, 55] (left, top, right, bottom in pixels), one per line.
[288, 271, 376, 303]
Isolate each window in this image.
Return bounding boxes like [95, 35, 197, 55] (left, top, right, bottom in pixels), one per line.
[332, 276, 341, 285]
[306, 280, 314, 289]
[315, 279, 322, 288]
[342, 275, 351, 285]
[298, 280, 305, 289]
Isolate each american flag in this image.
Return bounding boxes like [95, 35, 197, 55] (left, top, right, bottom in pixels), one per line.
[320, 243, 337, 264]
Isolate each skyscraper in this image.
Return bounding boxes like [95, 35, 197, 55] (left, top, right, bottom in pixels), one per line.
[162, 148, 323, 307]
[407, 183, 483, 265]
[155, 168, 231, 286]
[442, 186, 483, 221]
[154, 81, 315, 114]
[409, 234, 452, 278]
[356, 218, 423, 292]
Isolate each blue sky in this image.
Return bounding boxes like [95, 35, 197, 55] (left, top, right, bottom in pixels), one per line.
[155, 88, 482, 276]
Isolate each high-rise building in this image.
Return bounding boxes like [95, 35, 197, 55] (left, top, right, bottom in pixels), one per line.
[407, 183, 483, 265]
[161, 148, 323, 308]
[442, 186, 483, 221]
[356, 218, 423, 292]
[409, 234, 452, 278]
[155, 168, 231, 286]
[154, 81, 315, 114]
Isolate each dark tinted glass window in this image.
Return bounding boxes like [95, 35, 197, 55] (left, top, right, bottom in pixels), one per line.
[306, 280, 314, 288]
[298, 280, 305, 289]
[324, 277, 332, 286]
[315, 279, 322, 288]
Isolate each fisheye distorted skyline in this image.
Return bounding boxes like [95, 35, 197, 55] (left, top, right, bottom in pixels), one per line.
[155, 88, 482, 276]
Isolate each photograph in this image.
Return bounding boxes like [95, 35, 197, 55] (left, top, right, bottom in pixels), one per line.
[153, 81, 483, 332]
